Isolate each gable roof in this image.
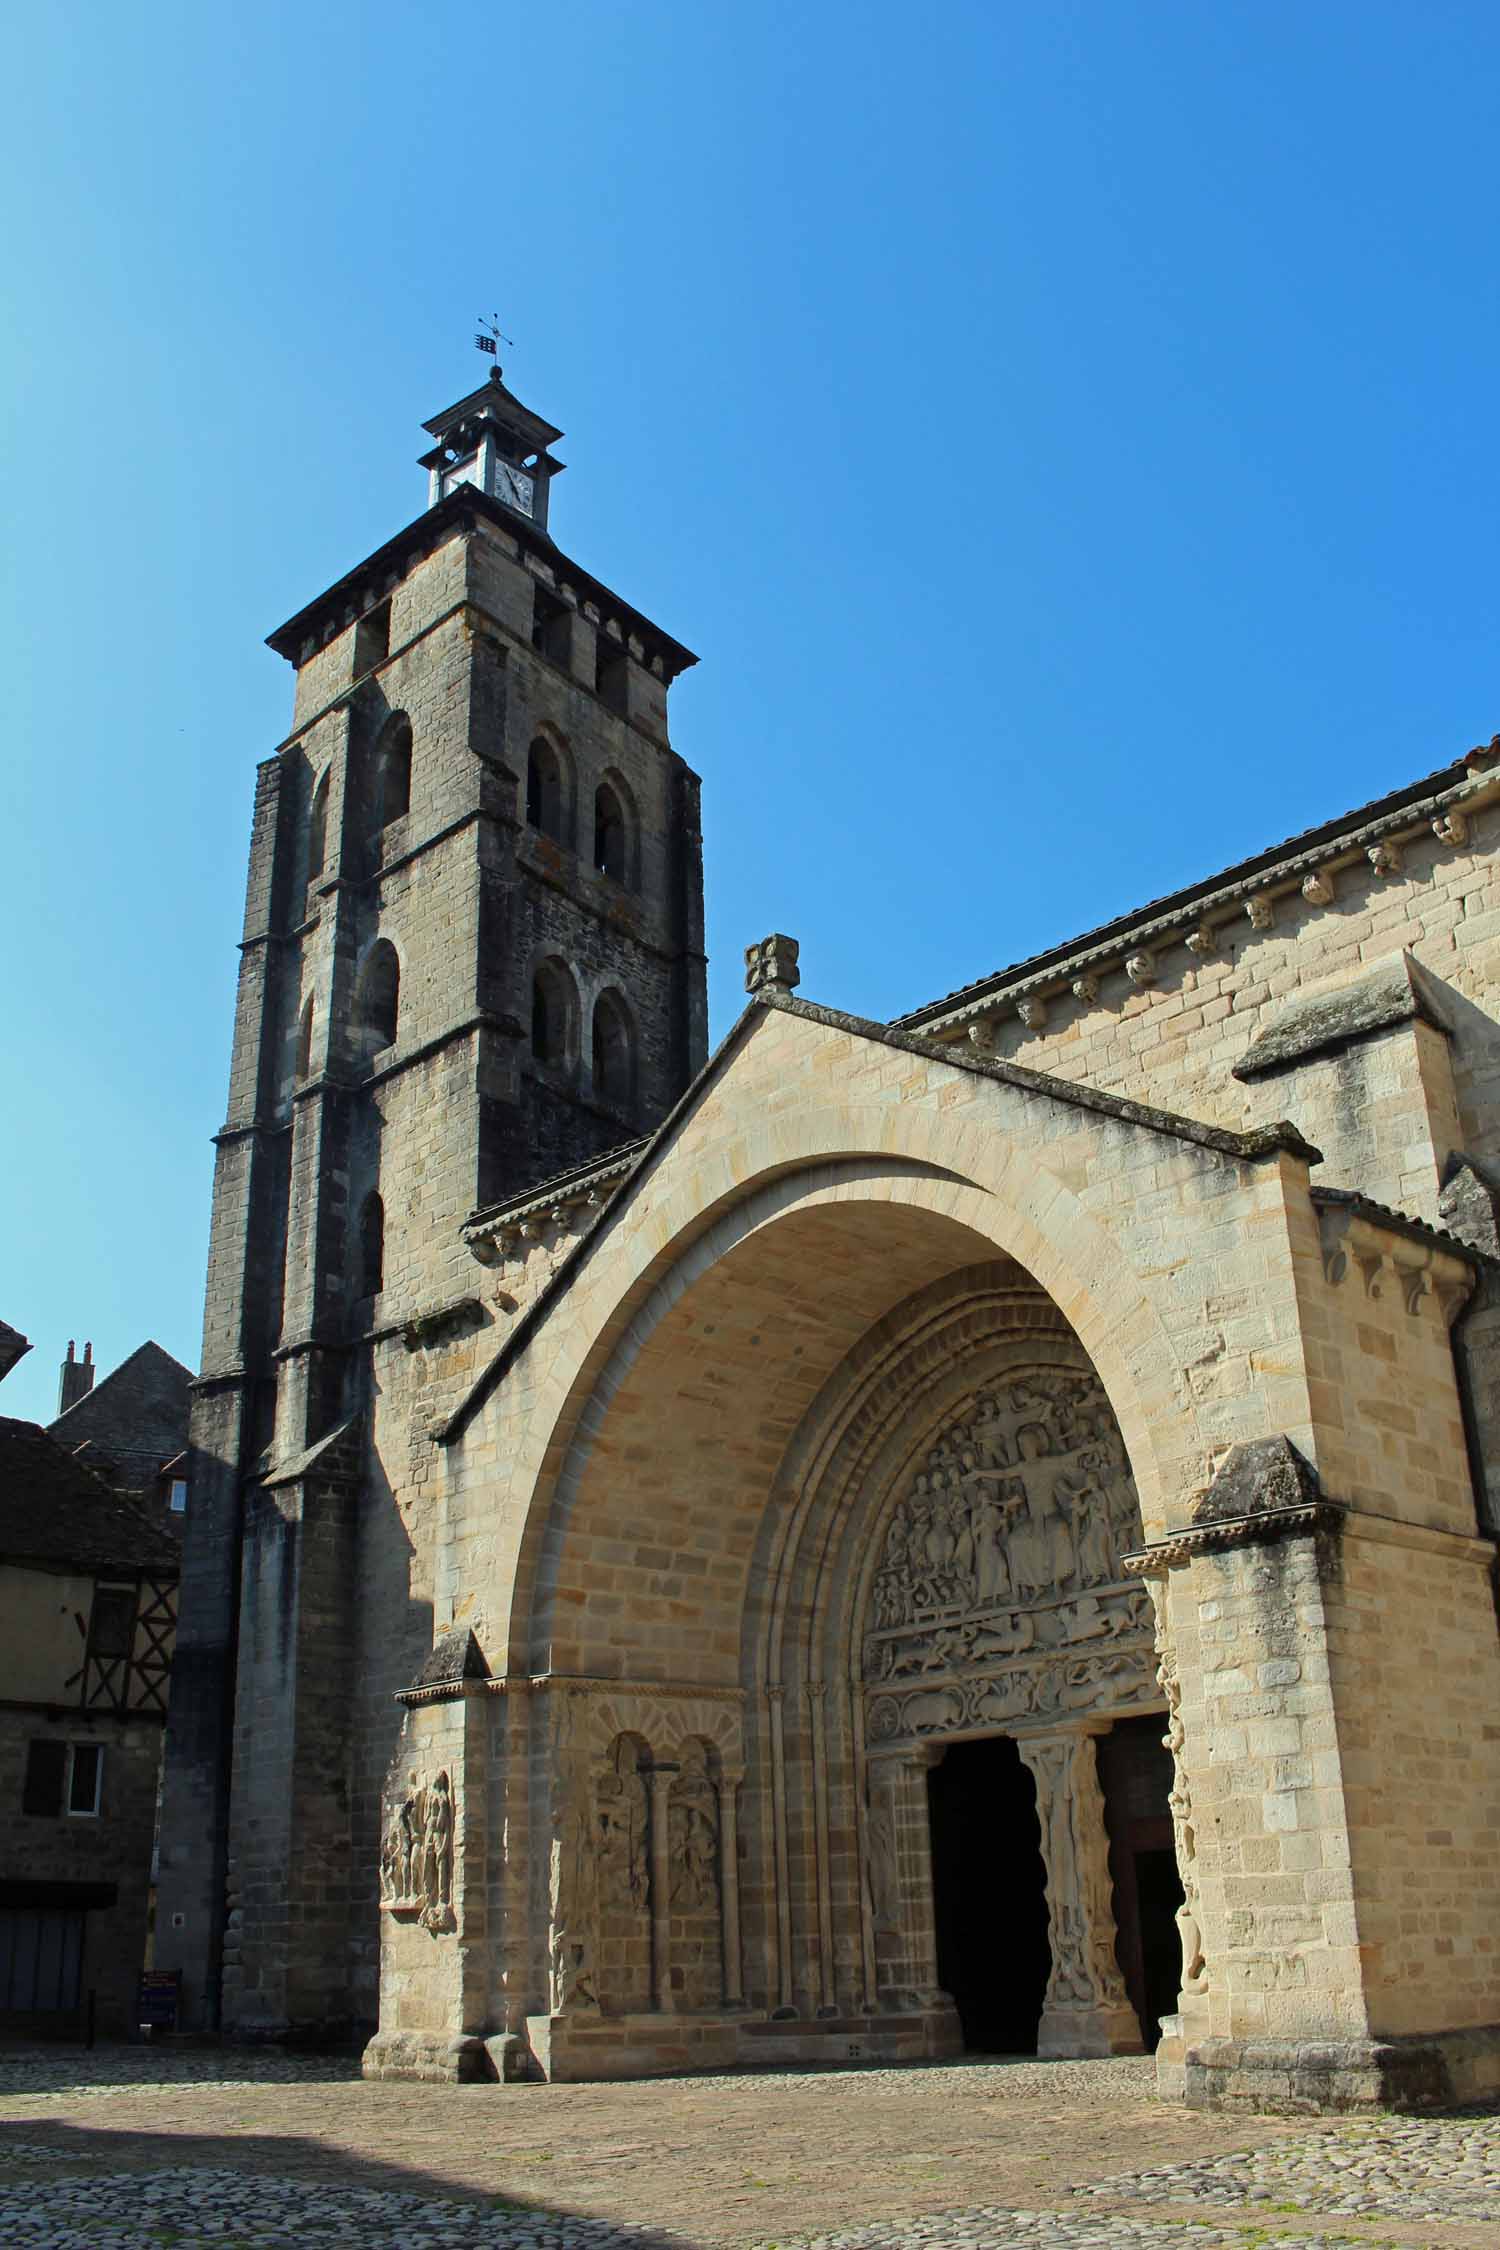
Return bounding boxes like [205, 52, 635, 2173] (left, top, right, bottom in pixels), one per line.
[442, 990, 1318, 1444]
[48, 1340, 193, 1487]
[0, 1417, 181, 1577]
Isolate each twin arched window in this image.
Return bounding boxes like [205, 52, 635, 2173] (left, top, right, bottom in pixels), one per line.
[531, 958, 575, 1066]
[592, 990, 636, 1108]
[308, 769, 330, 882]
[527, 736, 567, 843]
[355, 939, 400, 1056]
[359, 1191, 384, 1298]
[375, 712, 412, 829]
[594, 780, 632, 886]
[296, 995, 316, 1079]
[531, 962, 636, 1109]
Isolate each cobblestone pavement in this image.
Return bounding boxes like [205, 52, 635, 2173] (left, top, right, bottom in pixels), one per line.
[0, 2046, 1495, 2249]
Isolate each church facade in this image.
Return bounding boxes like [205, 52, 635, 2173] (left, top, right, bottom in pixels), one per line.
[156, 368, 1500, 2114]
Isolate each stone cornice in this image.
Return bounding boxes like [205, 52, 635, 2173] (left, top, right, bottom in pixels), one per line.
[463, 1139, 649, 1257]
[768, 994, 1322, 1165]
[266, 486, 698, 681]
[1122, 1499, 1345, 1573]
[482, 1673, 745, 1703]
[899, 749, 1500, 1039]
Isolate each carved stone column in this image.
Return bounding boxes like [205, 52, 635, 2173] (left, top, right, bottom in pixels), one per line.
[867, 1749, 947, 2012]
[717, 1766, 746, 2010]
[646, 1762, 679, 2013]
[1017, 1729, 1142, 2058]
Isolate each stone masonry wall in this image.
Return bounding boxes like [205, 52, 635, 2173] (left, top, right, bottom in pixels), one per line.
[928, 787, 1500, 1228]
[1325, 1517, 1500, 2036]
[3, 1705, 164, 2037]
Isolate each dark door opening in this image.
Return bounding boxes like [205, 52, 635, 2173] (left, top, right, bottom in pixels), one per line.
[1098, 1714, 1184, 2049]
[926, 1735, 1050, 2054]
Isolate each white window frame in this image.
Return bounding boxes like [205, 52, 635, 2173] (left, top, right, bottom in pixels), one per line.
[65, 1743, 103, 1818]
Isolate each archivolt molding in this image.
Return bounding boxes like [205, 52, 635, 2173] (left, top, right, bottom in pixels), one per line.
[473, 1089, 1208, 1650]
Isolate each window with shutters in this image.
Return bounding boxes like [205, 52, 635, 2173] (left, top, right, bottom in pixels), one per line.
[22, 1741, 66, 1818]
[21, 1741, 104, 1819]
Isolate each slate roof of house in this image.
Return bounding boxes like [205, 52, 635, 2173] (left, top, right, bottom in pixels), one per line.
[0, 1321, 29, 1386]
[48, 1340, 193, 1492]
[0, 1416, 181, 1578]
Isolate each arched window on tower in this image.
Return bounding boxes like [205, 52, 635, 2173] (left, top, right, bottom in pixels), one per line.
[592, 990, 636, 1111]
[526, 736, 567, 845]
[355, 939, 400, 1056]
[375, 712, 412, 829]
[593, 779, 632, 886]
[308, 768, 329, 881]
[532, 958, 577, 1070]
[296, 995, 316, 1080]
[359, 1191, 384, 1298]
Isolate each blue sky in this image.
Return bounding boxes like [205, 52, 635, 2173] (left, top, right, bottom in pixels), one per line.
[4, 1, 1498, 1423]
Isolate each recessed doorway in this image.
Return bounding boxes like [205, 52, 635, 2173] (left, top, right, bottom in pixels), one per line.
[1098, 1714, 1184, 2049]
[926, 1736, 1049, 2054]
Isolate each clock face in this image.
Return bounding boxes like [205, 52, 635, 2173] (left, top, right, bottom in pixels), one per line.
[493, 459, 536, 518]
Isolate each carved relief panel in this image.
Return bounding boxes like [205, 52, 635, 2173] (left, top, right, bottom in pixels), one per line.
[863, 1371, 1156, 1744]
[595, 1732, 651, 2013]
[541, 1689, 743, 2020]
[379, 1767, 457, 1934]
[668, 1740, 723, 2010]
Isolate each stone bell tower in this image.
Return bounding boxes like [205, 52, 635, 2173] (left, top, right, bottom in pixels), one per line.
[156, 362, 707, 2039]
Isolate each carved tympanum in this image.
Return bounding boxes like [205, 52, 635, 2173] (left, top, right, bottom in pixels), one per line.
[863, 1373, 1152, 1741]
[379, 1768, 456, 1933]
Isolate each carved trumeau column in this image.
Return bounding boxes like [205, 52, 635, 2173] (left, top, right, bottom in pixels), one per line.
[1017, 1729, 1142, 2059]
[717, 1766, 746, 2010]
[646, 1762, 679, 2013]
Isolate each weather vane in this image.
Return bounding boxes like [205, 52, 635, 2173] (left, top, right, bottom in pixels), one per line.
[474, 313, 513, 363]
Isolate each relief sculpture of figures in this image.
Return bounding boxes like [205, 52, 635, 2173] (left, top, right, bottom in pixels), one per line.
[669, 1747, 721, 1912]
[864, 1371, 1145, 1698]
[378, 1767, 458, 1933]
[597, 1738, 649, 1911]
[1155, 1616, 1209, 1999]
[549, 1699, 600, 2014]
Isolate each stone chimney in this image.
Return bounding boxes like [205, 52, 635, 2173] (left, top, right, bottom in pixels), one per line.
[58, 1339, 95, 1414]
